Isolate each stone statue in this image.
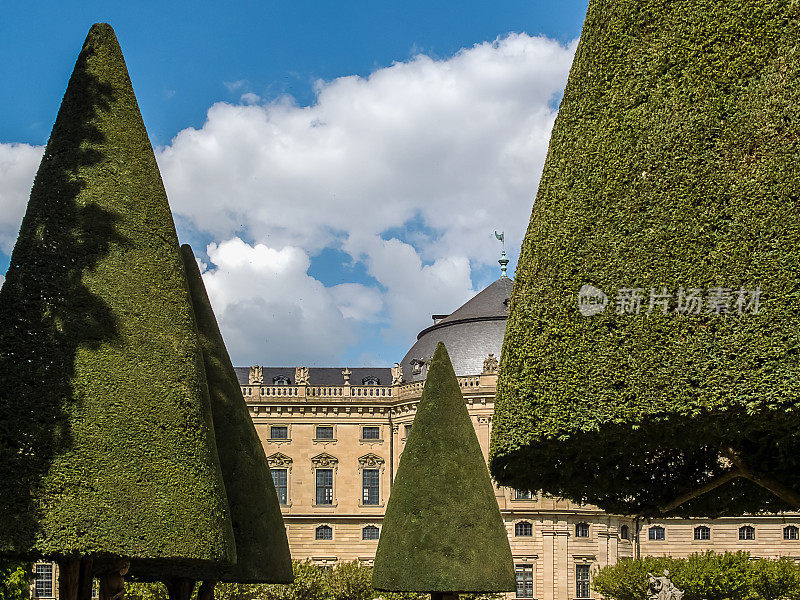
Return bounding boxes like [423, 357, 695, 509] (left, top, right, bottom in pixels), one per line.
[647, 571, 683, 600]
[295, 366, 310, 385]
[342, 367, 352, 384]
[483, 353, 499, 374]
[391, 362, 404, 385]
[249, 365, 263, 385]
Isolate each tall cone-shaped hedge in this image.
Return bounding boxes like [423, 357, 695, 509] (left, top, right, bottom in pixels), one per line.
[490, 0, 800, 517]
[373, 342, 514, 593]
[0, 23, 235, 567]
[180, 245, 293, 584]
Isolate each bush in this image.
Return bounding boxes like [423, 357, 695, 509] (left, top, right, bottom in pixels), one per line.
[128, 561, 448, 600]
[0, 561, 31, 600]
[593, 552, 800, 600]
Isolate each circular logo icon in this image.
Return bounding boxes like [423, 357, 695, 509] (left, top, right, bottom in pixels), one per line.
[578, 284, 608, 316]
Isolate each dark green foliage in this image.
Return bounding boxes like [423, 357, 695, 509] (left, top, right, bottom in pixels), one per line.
[373, 343, 514, 593]
[491, 0, 800, 516]
[0, 561, 31, 600]
[180, 245, 292, 584]
[129, 561, 495, 600]
[0, 23, 235, 566]
[593, 552, 800, 600]
[129, 561, 446, 600]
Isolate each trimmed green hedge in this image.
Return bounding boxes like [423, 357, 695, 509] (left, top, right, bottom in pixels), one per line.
[0, 23, 235, 567]
[180, 245, 292, 584]
[373, 343, 514, 593]
[593, 552, 800, 600]
[491, 0, 800, 516]
[127, 561, 498, 600]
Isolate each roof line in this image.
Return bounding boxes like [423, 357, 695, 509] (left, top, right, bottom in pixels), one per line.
[415, 315, 508, 341]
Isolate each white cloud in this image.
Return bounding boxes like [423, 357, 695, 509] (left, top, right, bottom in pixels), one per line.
[155, 33, 575, 359]
[200, 237, 378, 365]
[0, 273, 4, 289]
[344, 235, 475, 343]
[0, 143, 44, 252]
[157, 33, 575, 266]
[0, 33, 576, 364]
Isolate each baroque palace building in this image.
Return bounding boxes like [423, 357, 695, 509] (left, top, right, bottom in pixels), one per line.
[32, 260, 800, 600]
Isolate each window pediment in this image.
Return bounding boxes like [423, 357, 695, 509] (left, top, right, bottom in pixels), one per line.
[311, 452, 339, 467]
[267, 452, 293, 468]
[358, 453, 385, 468]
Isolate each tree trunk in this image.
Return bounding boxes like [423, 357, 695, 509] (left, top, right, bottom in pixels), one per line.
[164, 578, 196, 600]
[431, 593, 459, 600]
[98, 560, 129, 600]
[77, 558, 94, 600]
[57, 558, 81, 600]
[197, 580, 216, 600]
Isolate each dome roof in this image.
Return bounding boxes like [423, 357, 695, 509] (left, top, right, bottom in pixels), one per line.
[400, 277, 513, 382]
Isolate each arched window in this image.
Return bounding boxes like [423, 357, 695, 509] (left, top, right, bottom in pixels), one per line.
[785, 526, 799, 540]
[620, 525, 629, 540]
[315, 525, 333, 540]
[362, 525, 380, 540]
[515, 521, 533, 537]
[694, 526, 710, 540]
[273, 375, 291, 385]
[648, 526, 665, 541]
[739, 525, 755, 540]
[362, 376, 380, 385]
[575, 522, 590, 538]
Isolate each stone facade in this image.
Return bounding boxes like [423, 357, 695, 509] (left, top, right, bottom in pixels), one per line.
[29, 278, 800, 600]
[238, 370, 800, 600]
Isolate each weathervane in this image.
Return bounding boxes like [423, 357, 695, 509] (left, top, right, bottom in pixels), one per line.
[495, 231, 509, 278]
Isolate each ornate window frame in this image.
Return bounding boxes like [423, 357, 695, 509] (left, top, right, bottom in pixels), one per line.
[515, 520, 533, 537]
[360, 425, 382, 442]
[314, 524, 334, 541]
[358, 453, 386, 507]
[648, 524, 666, 541]
[268, 424, 291, 443]
[693, 525, 711, 541]
[267, 452, 293, 507]
[362, 524, 380, 541]
[311, 453, 339, 507]
[739, 524, 756, 541]
[314, 424, 337, 443]
[512, 488, 533, 501]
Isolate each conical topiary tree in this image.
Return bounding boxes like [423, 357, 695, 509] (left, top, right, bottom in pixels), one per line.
[372, 342, 514, 598]
[130, 246, 294, 600]
[490, 0, 800, 517]
[182, 243, 292, 584]
[0, 22, 235, 599]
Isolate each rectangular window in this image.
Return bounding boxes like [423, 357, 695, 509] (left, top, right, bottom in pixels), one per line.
[363, 468, 380, 505]
[316, 468, 333, 505]
[649, 526, 665, 541]
[404, 424, 413, 437]
[515, 489, 533, 500]
[515, 564, 534, 598]
[576, 564, 590, 599]
[362, 426, 380, 440]
[271, 468, 288, 505]
[35, 563, 53, 598]
[315, 426, 334, 440]
[270, 425, 288, 440]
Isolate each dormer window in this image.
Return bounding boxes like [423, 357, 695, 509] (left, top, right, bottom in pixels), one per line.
[362, 376, 380, 386]
[273, 376, 291, 385]
[411, 358, 425, 375]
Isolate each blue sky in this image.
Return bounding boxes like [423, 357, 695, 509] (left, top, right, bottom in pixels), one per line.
[0, 1, 588, 367]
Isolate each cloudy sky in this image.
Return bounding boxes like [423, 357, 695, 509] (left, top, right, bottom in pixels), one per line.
[0, 1, 587, 367]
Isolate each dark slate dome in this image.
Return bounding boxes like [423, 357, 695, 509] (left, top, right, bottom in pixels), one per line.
[400, 276, 513, 382]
